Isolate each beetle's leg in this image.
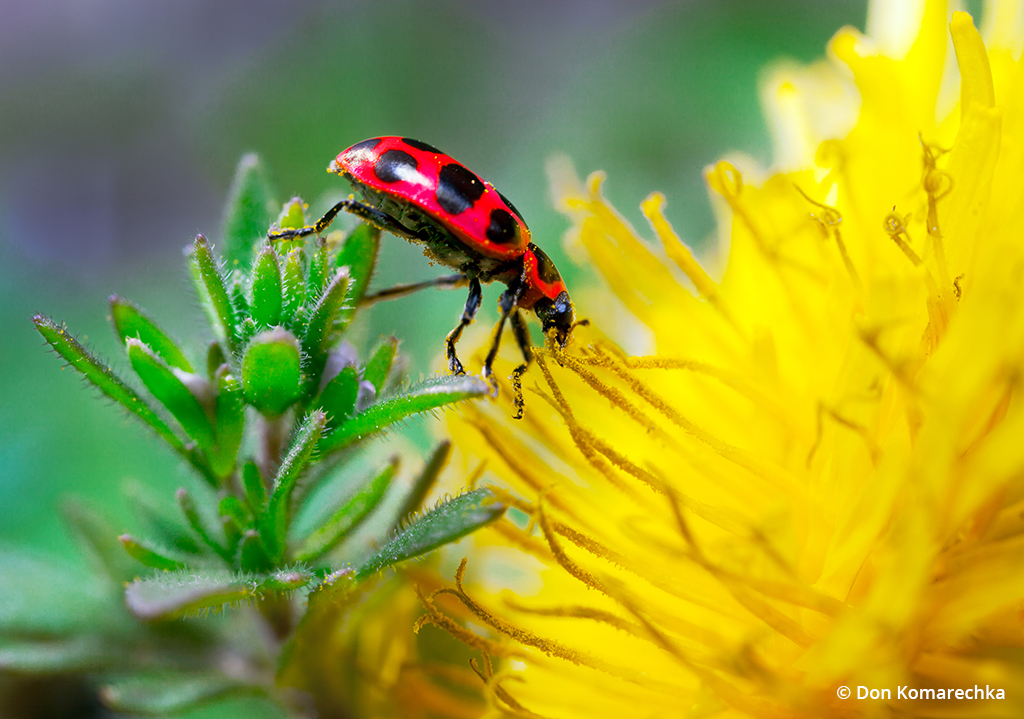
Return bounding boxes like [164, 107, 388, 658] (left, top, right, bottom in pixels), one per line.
[481, 284, 523, 396]
[508, 309, 533, 419]
[268, 199, 415, 241]
[341, 200, 422, 239]
[509, 308, 534, 364]
[445, 277, 483, 375]
[360, 274, 468, 306]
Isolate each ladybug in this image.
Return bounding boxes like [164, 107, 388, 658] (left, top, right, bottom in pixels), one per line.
[269, 136, 580, 417]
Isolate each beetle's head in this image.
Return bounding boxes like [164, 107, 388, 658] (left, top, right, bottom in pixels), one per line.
[534, 291, 576, 348]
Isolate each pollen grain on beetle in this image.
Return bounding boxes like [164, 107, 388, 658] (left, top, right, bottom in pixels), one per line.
[420, 2, 1024, 717]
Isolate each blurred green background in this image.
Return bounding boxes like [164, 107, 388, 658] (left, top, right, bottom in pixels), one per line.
[0, 0, 867, 563]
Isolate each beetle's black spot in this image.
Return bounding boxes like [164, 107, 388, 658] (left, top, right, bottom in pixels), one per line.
[498, 191, 529, 230]
[486, 209, 519, 245]
[374, 149, 419, 183]
[347, 137, 382, 155]
[401, 137, 442, 153]
[436, 163, 485, 215]
[530, 244, 563, 284]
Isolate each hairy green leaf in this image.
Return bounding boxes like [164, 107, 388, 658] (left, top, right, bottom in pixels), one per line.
[280, 247, 305, 327]
[295, 458, 398, 563]
[119, 535, 188, 572]
[62, 500, 138, 584]
[355, 488, 505, 581]
[250, 245, 283, 329]
[276, 196, 306, 231]
[219, 495, 251, 529]
[263, 410, 326, 562]
[177, 489, 230, 562]
[363, 336, 399, 393]
[189, 235, 237, 353]
[291, 304, 309, 339]
[109, 295, 193, 372]
[395, 440, 452, 528]
[33, 315, 188, 457]
[242, 461, 268, 517]
[102, 674, 250, 714]
[0, 637, 120, 673]
[308, 237, 329, 297]
[237, 530, 272, 572]
[0, 549, 111, 634]
[222, 153, 276, 269]
[320, 375, 488, 453]
[241, 329, 302, 417]
[207, 341, 227, 379]
[124, 567, 313, 620]
[303, 268, 351, 377]
[212, 367, 245, 478]
[230, 273, 250, 323]
[336, 223, 381, 305]
[239, 316, 258, 347]
[128, 339, 215, 450]
[315, 365, 360, 426]
[125, 481, 202, 555]
[220, 516, 241, 560]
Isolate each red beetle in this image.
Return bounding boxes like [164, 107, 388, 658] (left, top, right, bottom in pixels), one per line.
[269, 136, 580, 416]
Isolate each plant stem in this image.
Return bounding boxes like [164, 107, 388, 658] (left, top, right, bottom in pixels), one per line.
[255, 411, 295, 641]
[256, 412, 290, 486]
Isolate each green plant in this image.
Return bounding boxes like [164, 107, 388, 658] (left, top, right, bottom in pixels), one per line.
[8, 154, 504, 717]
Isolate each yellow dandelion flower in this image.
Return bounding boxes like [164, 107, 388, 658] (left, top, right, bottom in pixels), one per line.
[415, 1, 1024, 717]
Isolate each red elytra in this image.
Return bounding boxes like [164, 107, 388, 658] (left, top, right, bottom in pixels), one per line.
[269, 136, 582, 417]
[333, 137, 528, 261]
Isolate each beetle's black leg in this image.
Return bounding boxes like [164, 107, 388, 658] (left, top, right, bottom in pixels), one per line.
[445, 277, 483, 375]
[509, 309, 533, 364]
[508, 309, 533, 419]
[360, 274, 468, 306]
[268, 199, 416, 241]
[340, 200, 422, 239]
[481, 283, 523, 396]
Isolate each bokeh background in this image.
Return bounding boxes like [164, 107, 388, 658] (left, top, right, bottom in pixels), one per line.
[1, 0, 870, 617]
